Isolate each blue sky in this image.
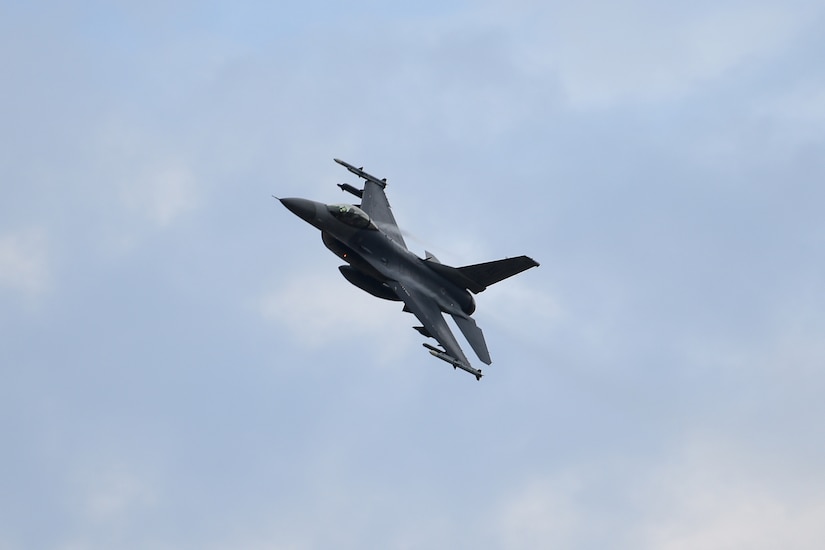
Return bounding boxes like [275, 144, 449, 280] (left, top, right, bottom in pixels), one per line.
[2, 1, 824, 548]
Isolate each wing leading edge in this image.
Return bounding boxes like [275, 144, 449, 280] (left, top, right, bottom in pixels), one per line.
[334, 158, 407, 249]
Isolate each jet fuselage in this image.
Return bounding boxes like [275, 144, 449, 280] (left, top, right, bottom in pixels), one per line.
[280, 197, 476, 316]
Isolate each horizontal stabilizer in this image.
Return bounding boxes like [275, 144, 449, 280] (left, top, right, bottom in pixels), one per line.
[458, 256, 539, 293]
[451, 314, 491, 365]
[423, 255, 539, 294]
[424, 261, 487, 293]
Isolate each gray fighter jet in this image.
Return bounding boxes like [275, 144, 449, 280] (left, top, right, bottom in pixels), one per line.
[277, 159, 539, 380]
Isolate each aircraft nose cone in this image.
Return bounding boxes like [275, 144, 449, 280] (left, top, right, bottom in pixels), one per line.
[279, 197, 317, 223]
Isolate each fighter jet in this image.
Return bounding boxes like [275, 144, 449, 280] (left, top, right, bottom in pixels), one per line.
[277, 159, 539, 380]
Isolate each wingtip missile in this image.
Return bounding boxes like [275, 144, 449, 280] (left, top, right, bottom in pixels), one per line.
[333, 158, 388, 189]
[333, 158, 358, 170]
[422, 343, 483, 380]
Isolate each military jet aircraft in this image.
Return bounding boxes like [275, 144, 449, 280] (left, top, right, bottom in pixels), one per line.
[277, 158, 539, 380]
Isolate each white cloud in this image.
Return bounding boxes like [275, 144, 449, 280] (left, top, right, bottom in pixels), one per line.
[507, 1, 805, 108]
[494, 474, 582, 549]
[82, 468, 156, 523]
[259, 270, 416, 366]
[490, 438, 825, 549]
[49, 465, 160, 550]
[649, 493, 825, 550]
[483, 279, 561, 321]
[752, 83, 825, 149]
[639, 438, 825, 550]
[148, 165, 197, 227]
[0, 228, 50, 296]
[121, 162, 198, 228]
[478, 279, 562, 349]
[760, 85, 825, 121]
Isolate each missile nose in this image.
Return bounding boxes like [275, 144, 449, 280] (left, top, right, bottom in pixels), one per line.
[279, 197, 317, 223]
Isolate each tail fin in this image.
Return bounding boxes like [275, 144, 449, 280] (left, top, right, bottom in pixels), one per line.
[425, 255, 539, 294]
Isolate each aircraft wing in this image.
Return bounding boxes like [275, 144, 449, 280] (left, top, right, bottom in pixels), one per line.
[387, 280, 477, 373]
[334, 158, 407, 249]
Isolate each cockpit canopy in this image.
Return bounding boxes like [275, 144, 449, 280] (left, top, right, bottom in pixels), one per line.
[327, 204, 375, 229]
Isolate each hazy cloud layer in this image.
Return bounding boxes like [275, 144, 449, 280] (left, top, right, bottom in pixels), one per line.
[2, 0, 824, 548]
[0, 228, 50, 296]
